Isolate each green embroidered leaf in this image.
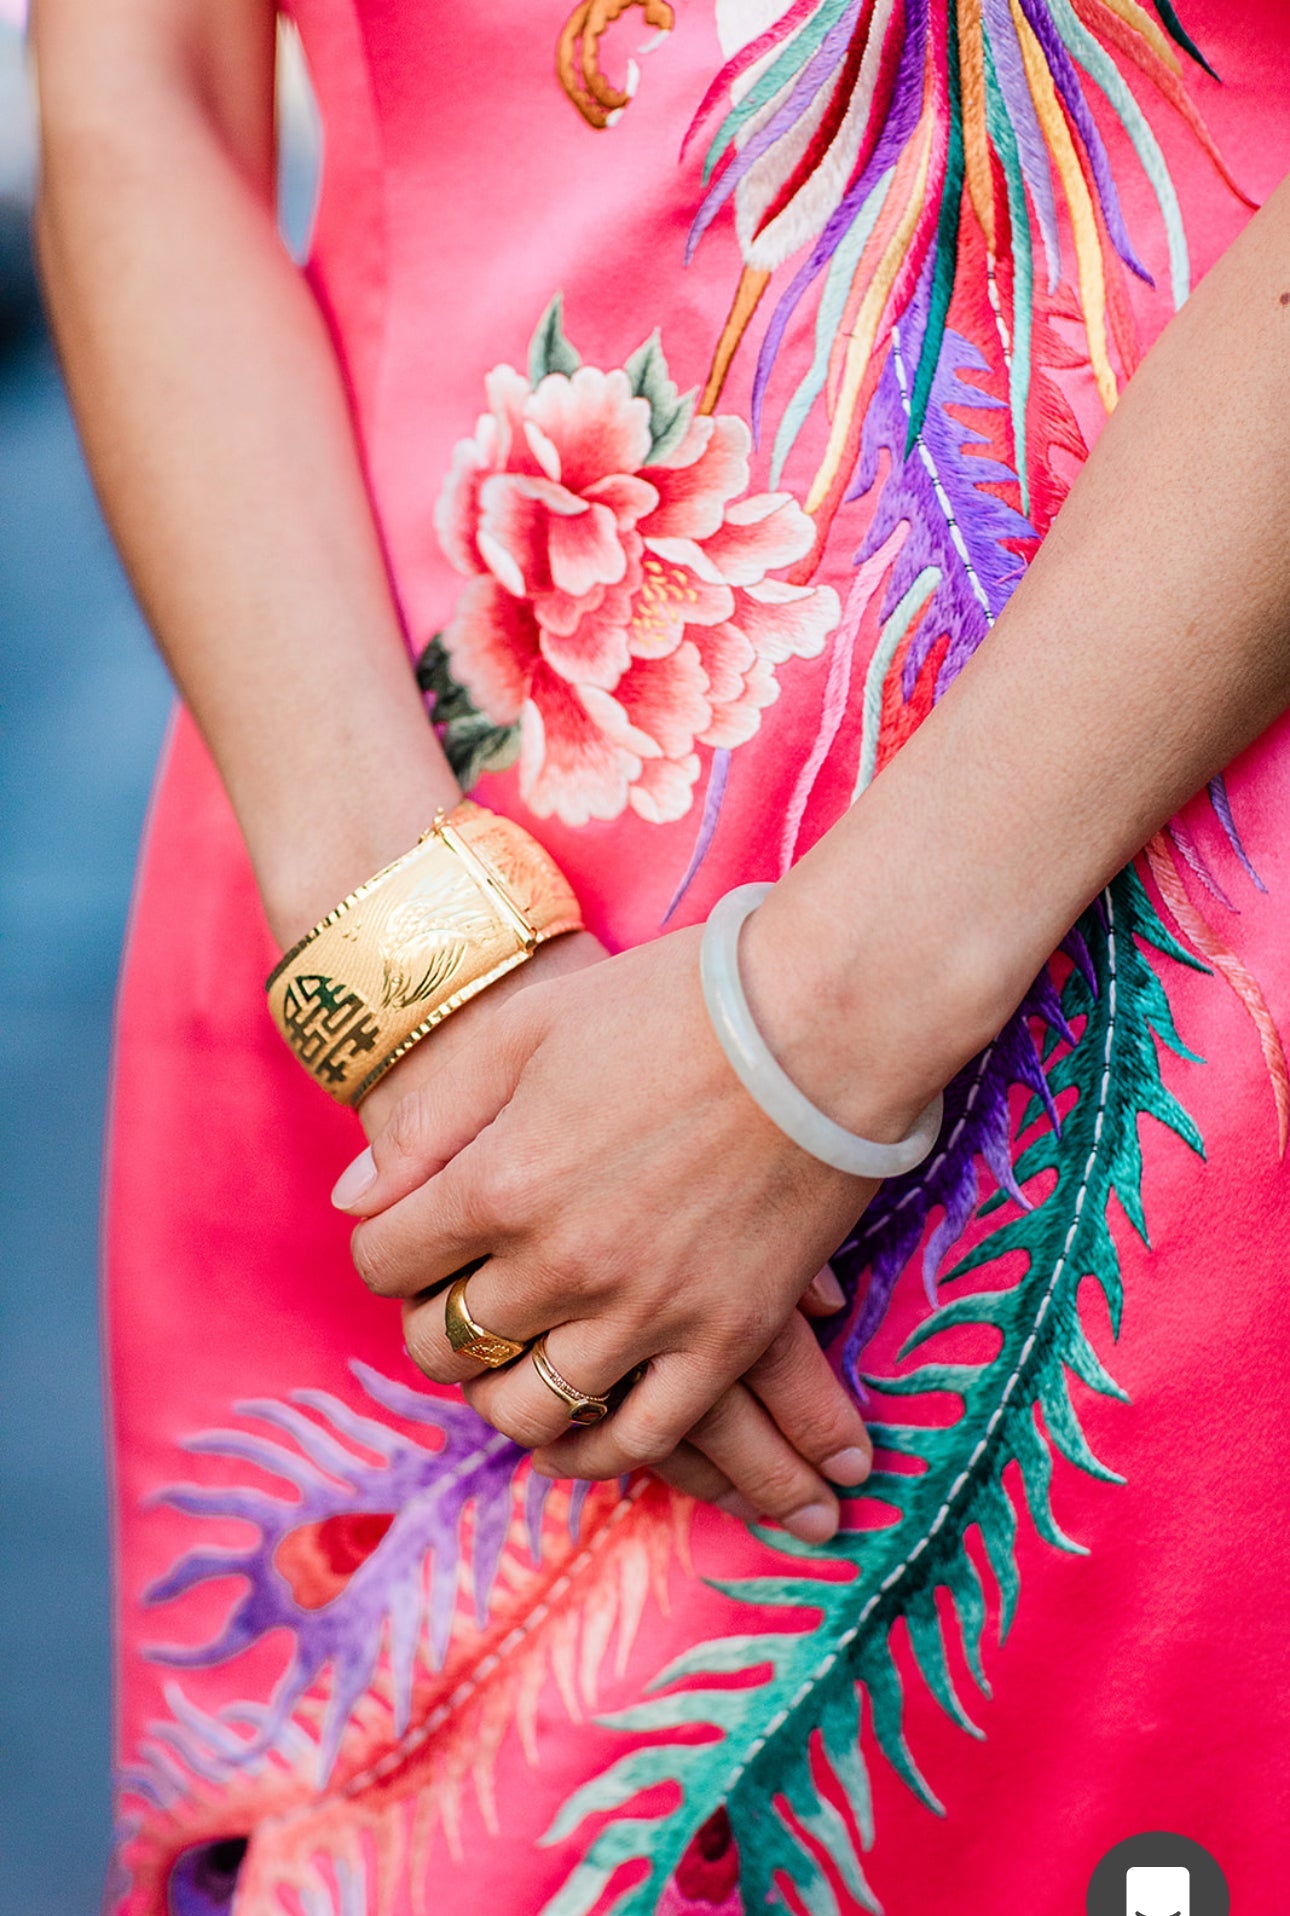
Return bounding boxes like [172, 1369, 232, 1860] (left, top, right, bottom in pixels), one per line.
[540, 868, 1206, 1916]
[528, 294, 582, 387]
[415, 634, 521, 790]
[623, 330, 696, 461]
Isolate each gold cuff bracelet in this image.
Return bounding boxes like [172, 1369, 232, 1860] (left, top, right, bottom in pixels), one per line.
[265, 800, 583, 1105]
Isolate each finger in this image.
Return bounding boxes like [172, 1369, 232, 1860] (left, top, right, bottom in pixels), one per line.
[349, 1125, 543, 1301]
[536, 1350, 746, 1485]
[463, 1317, 649, 1450]
[742, 1312, 872, 1488]
[799, 1263, 847, 1318]
[686, 1383, 841, 1542]
[331, 1001, 534, 1216]
[551, 1374, 845, 1541]
[350, 1147, 497, 1300]
[399, 1243, 592, 1386]
[607, 1441, 748, 1515]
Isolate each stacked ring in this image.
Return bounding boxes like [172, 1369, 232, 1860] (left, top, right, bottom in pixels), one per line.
[530, 1335, 611, 1425]
[444, 1274, 528, 1368]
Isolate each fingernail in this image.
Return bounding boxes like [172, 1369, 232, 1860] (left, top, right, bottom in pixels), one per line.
[716, 1492, 759, 1522]
[822, 1446, 871, 1487]
[782, 1502, 838, 1544]
[811, 1265, 846, 1309]
[331, 1146, 377, 1210]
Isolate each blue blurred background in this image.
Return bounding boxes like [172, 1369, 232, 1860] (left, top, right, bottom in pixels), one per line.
[0, 26, 319, 1908]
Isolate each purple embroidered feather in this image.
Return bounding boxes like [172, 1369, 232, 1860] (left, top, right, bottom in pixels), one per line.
[1208, 771, 1267, 892]
[142, 1363, 529, 1783]
[850, 281, 1034, 696]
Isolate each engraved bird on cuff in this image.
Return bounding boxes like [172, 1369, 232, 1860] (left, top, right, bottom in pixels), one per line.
[378, 870, 500, 1011]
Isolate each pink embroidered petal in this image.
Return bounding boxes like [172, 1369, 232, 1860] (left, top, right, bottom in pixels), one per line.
[546, 497, 629, 599]
[689, 620, 756, 706]
[583, 472, 660, 529]
[519, 666, 639, 826]
[522, 417, 564, 482]
[629, 751, 703, 823]
[614, 644, 712, 759]
[476, 472, 587, 599]
[536, 549, 641, 642]
[439, 576, 539, 725]
[736, 578, 841, 661]
[434, 434, 493, 578]
[528, 366, 654, 493]
[578, 683, 664, 759]
[537, 604, 632, 690]
[632, 548, 737, 640]
[642, 415, 751, 540]
[697, 653, 781, 749]
[482, 364, 536, 471]
[696, 492, 817, 584]
[642, 534, 734, 588]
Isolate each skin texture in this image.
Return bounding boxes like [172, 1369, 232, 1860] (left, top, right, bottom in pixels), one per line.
[33, 3, 1290, 1529]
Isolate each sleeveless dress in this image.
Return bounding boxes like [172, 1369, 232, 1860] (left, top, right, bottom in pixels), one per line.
[105, 6, 1290, 1911]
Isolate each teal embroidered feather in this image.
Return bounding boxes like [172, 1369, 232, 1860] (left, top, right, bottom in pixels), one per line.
[541, 866, 1205, 1914]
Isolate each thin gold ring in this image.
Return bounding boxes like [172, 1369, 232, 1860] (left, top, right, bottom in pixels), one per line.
[444, 1274, 528, 1369]
[530, 1334, 611, 1425]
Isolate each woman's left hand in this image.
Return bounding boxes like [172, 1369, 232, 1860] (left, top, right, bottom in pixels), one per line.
[335, 925, 885, 1535]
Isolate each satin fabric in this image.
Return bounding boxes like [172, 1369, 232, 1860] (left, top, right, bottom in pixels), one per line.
[106, 6, 1290, 1910]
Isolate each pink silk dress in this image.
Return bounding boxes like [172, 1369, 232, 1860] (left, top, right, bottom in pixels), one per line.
[106, 4, 1290, 1911]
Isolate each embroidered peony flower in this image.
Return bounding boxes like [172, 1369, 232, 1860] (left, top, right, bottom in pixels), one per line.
[428, 307, 840, 826]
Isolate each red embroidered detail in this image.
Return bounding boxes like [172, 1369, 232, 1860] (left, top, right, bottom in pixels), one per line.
[272, 1512, 396, 1610]
[674, 1806, 740, 1902]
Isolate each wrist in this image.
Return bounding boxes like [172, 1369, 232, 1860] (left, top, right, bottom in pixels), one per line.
[257, 774, 461, 951]
[737, 860, 1021, 1147]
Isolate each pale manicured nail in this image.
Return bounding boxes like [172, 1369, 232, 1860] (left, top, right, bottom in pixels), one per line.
[782, 1502, 838, 1544]
[811, 1265, 846, 1309]
[331, 1146, 377, 1210]
[822, 1446, 871, 1487]
[716, 1492, 759, 1522]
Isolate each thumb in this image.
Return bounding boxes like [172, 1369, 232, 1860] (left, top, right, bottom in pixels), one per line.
[331, 996, 537, 1215]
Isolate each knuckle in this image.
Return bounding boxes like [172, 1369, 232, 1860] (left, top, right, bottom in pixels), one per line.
[491, 1404, 562, 1451]
[350, 1224, 398, 1297]
[726, 1296, 778, 1357]
[799, 1402, 864, 1459]
[749, 1322, 802, 1388]
[476, 1148, 541, 1225]
[689, 1390, 740, 1446]
[535, 1234, 596, 1296]
[547, 1440, 618, 1482]
[402, 1311, 453, 1384]
[760, 1386, 863, 1463]
[611, 1415, 676, 1472]
[378, 1090, 436, 1171]
[745, 1457, 815, 1516]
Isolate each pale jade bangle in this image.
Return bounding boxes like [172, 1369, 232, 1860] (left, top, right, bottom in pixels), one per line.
[699, 883, 944, 1180]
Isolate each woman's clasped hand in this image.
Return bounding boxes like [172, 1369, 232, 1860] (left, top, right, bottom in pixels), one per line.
[331, 925, 881, 1544]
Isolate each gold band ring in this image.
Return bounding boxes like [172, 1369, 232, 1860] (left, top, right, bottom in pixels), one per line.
[530, 1334, 611, 1426]
[444, 1274, 528, 1369]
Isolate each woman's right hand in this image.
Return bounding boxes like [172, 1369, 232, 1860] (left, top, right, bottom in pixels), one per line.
[345, 931, 875, 1541]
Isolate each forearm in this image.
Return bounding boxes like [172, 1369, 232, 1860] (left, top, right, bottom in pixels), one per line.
[750, 174, 1290, 1131]
[33, 0, 456, 947]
